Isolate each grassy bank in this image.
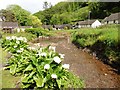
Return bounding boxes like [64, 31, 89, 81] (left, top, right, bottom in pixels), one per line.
[0, 47, 21, 88]
[71, 24, 120, 69]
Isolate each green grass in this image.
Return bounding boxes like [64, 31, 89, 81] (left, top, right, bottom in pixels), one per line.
[0, 47, 21, 88]
[0, 31, 36, 88]
[71, 24, 120, 67]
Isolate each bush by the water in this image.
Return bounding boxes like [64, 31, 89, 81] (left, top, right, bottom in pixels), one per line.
[25, 28, 52, 37]
[71, 24, 120, 68]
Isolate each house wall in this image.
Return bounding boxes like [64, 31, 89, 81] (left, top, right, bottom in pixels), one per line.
[108, 21, 114, 24]
[91, 20, 101, 28]
[104, 22, 108, 24]
[86, 25, 90, 27]
[115, 20, 118, 24]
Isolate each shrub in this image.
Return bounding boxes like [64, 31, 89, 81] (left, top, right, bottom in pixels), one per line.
[25, 28, 51, 37]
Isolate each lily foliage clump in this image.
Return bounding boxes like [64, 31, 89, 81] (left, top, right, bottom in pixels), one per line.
[1, 36, 83, 89]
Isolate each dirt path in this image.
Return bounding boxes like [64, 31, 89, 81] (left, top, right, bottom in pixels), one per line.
[32, 36, 120, 88]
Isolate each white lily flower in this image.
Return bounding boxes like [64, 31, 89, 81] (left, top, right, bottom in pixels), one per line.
[39, 48, 43, 52]
[62, 64, 70, 69]
[51, 74, 57, 79]
[59, 53, 65, 59]
[6, 37, 11, 40]
[44, 64, 50, 70]
[11, 36, 16, 40]
[20, 48, 24, 51]
[20, 37, 24, 41]
[16, 40, 20, 44]
[28, 47, 36, 50]
[40, 52, 47, 57]
[53, 56, 61, 64]
[16, 37, 23, 41]
[17, 50, 22, 53]
[23, 37, 27, 42]
[49, 46, 56, 52]
[14, 46, 17, 48]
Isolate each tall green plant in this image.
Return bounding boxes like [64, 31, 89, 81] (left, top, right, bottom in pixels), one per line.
[2, 36, 84, 89]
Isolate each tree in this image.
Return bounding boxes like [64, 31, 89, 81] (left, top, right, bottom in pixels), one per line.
[0, 9, 17, 22]
[29, 15, 42, 28]
[6, 4, 31, 26]
[43, 1, 49, 10]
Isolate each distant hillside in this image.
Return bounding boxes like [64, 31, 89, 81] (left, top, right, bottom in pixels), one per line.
[34, 2, 120, 25]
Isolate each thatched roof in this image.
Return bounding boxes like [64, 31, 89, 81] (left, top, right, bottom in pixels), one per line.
[42, 24, 72, 29]
[0, 21, 18, 28]
[77, 20, 96, 25]
[102, 12, 120, 22]
[42, 25, 52, 29]
[54, 24, 72, 29]
[19, 26, 32, 28]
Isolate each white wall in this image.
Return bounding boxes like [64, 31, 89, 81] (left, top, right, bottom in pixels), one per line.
[91, 20, 101, 28]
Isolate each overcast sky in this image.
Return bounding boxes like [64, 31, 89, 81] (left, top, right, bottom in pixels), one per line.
[0, 0, 66, 14]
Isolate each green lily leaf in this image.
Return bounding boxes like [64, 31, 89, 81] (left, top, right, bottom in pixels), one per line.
[33, 76, 45, 87]
[22, 83, 31, 88]
[22, 74, 29, 83]
[24, 64, 33, 72]
[56, 79, 61, 89]
[10, 64, 17, 75]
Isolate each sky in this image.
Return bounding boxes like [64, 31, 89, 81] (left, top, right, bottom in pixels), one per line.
[0, 0, 66, 14]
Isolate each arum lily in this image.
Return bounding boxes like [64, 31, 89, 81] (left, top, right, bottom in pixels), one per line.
[62, 64, 70, 69]
[59, 53, 65, 59]
[40, 52, 47, 57]
[51, 74, 57, 79]
[16, 41, 20, 44]
[17, 50, 22, 53]
[11, 36, 16, 40]
[14, 46, 17, 48]
[49, 46, 56, 52]
[53, 56, 61, 64]
[44, 64, 50, 70]
[6, 37, 11, 40]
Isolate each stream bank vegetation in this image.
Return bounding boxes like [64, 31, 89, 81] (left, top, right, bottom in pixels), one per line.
[71, 24, 120, 71]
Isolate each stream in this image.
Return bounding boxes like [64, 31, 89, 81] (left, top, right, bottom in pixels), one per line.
[31, 36, 120, 88]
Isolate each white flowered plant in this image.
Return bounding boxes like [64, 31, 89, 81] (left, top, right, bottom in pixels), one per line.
[28, 47, 36, 51]
[2, 36, 81, 89]
[49, 46, 56, 52]
[53, 56, 61, 64]
[59, 53, 65, 59]
[44, 64, 50, 70]
[62, 64, 70, 69]
[51, 74, 57, 79]
[2, 36, 28, 53]
[6, 36, 11, 40]
[40, 52, 47, 57]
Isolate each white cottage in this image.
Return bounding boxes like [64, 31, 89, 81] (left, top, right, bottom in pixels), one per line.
[91, 20, 102, 28]
[102, 12, 120, 24]
[77, 20, 101, 28]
